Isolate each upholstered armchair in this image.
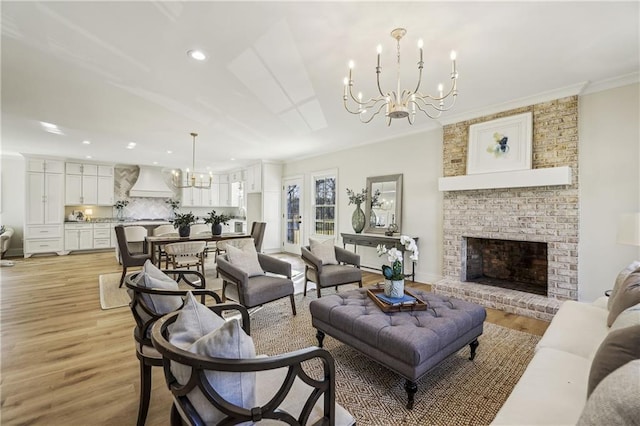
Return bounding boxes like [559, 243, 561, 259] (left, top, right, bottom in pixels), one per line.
[216, 247, 296, 315]
[150, 293, 355, 425]
[125, 264, 221, 426]
[301, 241, 362, 298]
[1, 226, 14, 258]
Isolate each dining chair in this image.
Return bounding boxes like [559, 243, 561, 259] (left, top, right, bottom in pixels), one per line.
[114, 225, 151, 287]
[250, 221, 267, 253]
[124, 225, 149, 255]
[189, 223, 215, 257]
[152, 224, 179, 267]
[125, 265, 220, 426]
[164, 241, 207, 274]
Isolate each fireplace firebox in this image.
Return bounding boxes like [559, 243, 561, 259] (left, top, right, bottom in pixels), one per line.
[461, 237, 548, 296]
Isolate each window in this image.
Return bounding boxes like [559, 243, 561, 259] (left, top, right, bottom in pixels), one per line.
[311, 171, 336, 236]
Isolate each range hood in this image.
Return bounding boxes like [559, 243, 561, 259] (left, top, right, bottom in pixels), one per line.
[129, 166, 175, 198]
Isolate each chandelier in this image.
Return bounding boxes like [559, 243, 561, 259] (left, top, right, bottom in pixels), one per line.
[343, 28, 458, 125]
[172, 132, 212, 189]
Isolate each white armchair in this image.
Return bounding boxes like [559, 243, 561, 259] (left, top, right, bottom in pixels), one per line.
[1, 226, 15, 266]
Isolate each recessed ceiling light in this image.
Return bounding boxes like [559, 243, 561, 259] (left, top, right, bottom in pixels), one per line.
[127, 142, 136, 149]
[86, 155, 92, 159]
[187, 49, 206, 61]
[153, 161, 158, 165]
[82, 140, 91, 145]
[166, 150, 173, 154]
[230, 158, 236, 161]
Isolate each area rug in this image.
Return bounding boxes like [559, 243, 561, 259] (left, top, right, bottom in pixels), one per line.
[98, 269, 223, 310]
[248, 293, 541, 426]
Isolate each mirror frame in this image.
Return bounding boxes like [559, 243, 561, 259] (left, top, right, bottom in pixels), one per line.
[364, 174, 403, 234]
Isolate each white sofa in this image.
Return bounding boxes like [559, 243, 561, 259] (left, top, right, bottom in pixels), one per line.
[492, 264, 640, 425]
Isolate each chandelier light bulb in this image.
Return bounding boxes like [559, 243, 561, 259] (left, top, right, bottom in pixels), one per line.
[348, 60, 354, 69]
[343, 77, 348, 85]
[417, 39, 424, 49]
[376, 44, 382, 54]
[450, 50, 457, 60]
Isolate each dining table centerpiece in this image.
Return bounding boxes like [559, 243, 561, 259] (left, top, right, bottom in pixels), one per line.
[171, 212, 197, 237]
[346, 187, 368, 233]
[376, 235, 419, 297]
[203, 209, 231, 236]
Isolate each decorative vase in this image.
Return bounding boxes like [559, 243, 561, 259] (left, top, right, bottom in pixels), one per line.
[351, 203, 365, 234]
[212, 223, 222, 236]
[384, 279, 405, 298]
[168, 209, 176, 221]
[369, 209, 377, 227]
[116, 209, 124, 221]
[178, 225, 190, 238]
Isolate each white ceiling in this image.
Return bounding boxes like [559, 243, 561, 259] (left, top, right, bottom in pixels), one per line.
[1, 1, 638, 172]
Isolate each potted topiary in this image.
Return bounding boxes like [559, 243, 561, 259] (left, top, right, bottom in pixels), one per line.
[203, 209, 231, 236]
[171, 212, 197, 237]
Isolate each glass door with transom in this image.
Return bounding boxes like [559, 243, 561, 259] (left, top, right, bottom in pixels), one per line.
[283, 177, 303, 254]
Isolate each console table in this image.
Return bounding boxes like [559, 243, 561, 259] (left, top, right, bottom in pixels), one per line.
[341, 233, 418, 281]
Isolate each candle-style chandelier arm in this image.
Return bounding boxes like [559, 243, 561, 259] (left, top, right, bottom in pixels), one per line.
[342, 93, 388, 124]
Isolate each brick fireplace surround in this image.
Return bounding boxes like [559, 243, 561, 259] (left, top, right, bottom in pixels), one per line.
[433, 96, 578, 321]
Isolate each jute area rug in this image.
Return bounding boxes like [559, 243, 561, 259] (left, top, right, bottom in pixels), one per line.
[249, 289, 541, 426]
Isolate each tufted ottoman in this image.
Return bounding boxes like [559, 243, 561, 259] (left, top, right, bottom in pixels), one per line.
[309, 287, 487, 409]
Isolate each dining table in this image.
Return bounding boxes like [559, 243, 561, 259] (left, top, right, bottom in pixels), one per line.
[145, 232, 251, 267]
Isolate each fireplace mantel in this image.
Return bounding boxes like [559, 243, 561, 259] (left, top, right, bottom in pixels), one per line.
[438, 166, 572, 192]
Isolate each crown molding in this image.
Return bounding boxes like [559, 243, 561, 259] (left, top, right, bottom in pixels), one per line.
[581, 72, 639, 95]
[438, 82, 589, 126]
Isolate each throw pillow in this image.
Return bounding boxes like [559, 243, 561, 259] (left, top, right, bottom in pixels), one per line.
[610, 303, 640, 331]
[226, 244, 264, 278]
[309, 238, 338, 265]
[171, 318, 256, 424]
[168, 292, 225, 349]
[607, 271, 640, 326]
[136, 260, 182, 314]
[578, 360, 640, 426]
[587, 324, 640, 397]
[608, 261, 640, 310]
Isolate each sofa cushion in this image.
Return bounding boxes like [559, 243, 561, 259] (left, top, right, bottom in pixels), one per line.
[578, 360, 640, 426]
[310, 238, 338, 265]
[168, 292, 225, 349]
[608, 261, 640, 310]
[171, 318, 256, 424]
[587, 324, 640, 397]
[536, 300, 609, 359]
[607, 271, 640, 326]
[491, 347, 591, 425]
[226, 243, 264, 278]
[610, 303, 640, 331]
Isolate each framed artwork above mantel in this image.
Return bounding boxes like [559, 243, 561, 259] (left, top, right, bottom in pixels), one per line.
[466, 112, 533, 175]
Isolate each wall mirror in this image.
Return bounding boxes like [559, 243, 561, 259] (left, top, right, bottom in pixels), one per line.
[364, 174, 403, 234]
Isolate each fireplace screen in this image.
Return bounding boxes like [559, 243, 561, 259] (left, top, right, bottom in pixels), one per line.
[462, 237, 548, 296]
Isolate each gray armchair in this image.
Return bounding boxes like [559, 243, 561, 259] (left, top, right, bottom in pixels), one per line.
[216, 253, 296, 315]
[301, 245, 362, 298]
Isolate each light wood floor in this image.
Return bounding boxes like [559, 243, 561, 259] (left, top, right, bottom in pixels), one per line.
[0, 251, 548, 425]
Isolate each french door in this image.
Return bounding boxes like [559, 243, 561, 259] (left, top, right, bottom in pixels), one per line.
[282, 176, 303, 254]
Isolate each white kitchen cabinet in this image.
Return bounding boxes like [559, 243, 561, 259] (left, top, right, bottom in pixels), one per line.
[97, 175, 114, 205]
[219, 183, 230, 206]
[66, 162, 113, 206]
[65, 162, 98, 205]
[246, 162, 282, 253]
[64, 223, 93, 251]
[24, 157, 65, 257]
[210, 183, 220, 206]
[229, 169, 243, 183]
[92, 223, 112, 249]
[245, 163, 262, 193]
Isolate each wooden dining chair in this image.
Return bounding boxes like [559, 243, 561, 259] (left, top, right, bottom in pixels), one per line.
[114, 225, 151, 287]
[164, 241, 207, 274]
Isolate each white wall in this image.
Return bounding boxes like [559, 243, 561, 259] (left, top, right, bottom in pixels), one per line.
[579, 83, 640, 302]
[283, 128, 444, 283]
[1, 154, 26, 256]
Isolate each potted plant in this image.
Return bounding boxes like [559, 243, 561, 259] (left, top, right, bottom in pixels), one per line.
[171, 212, 197, 237]
[346, 188, 367, 233]
[165, 198, 180, 220]
[376, 236, 419, 298]
[203, 209, 231, 236]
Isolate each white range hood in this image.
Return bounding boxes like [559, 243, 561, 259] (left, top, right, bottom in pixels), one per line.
[129, 166, 174, 198]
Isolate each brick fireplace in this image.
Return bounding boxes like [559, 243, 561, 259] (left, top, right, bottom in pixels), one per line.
[433, 96, 579, 321]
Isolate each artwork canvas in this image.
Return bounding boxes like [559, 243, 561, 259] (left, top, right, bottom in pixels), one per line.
[466, 112, 533, 175]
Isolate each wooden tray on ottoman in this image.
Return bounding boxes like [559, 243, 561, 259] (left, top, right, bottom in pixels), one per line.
[366, 288, 428, 313]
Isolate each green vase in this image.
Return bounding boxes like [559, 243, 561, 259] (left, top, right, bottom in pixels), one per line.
[351, 203, 365, 233]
